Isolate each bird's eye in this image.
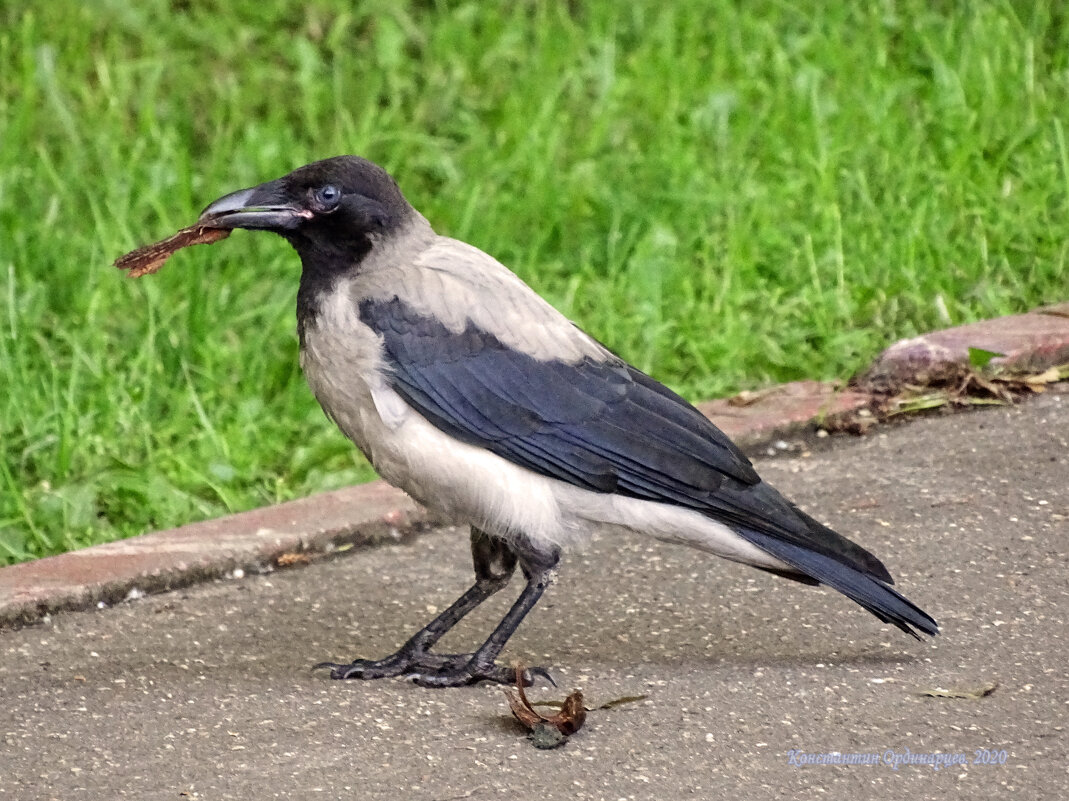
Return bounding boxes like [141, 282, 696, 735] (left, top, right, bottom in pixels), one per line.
[314, 184, 342, 211]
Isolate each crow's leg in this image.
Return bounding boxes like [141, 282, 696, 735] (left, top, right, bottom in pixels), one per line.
[408, 538, 560, 688]
[316, 527, 521, 682]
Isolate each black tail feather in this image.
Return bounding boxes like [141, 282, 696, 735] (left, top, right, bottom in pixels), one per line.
[737, 527, 939, 638]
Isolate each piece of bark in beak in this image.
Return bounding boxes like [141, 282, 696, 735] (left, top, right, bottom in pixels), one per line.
[114, 225, 231, 278]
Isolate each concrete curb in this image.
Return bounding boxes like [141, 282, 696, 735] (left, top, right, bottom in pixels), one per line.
[2, 305, 1067, 627]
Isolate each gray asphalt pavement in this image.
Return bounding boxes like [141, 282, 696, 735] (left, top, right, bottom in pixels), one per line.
[2, 392, 1067, 800]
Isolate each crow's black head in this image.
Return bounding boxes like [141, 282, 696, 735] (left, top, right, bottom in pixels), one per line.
[198, 156, 414, 267]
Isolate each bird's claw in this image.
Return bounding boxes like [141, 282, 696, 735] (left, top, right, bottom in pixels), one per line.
[312, 651, 460, 680]
[407, 661, 555, 688]
[314, 652, 554, 688]
[526, 665, 557, 688]
[312, 659, 403, 681]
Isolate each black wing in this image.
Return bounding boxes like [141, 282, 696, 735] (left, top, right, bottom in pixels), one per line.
[361, 298, 855, 555]
[360, 296, 758, 491]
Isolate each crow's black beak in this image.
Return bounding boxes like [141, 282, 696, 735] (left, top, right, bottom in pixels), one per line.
[197, 180, 311, 231]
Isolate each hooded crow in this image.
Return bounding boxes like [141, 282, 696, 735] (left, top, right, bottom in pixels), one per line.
[195, 155, 937, 687]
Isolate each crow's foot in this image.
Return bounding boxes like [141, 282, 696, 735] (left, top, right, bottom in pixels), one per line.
[408, 661, 555, 688]
[314, 651, 554, 688]
[314, 650, 464, 680]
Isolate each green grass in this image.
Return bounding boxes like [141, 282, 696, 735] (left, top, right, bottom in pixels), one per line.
[2, 1, 1067, 564]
